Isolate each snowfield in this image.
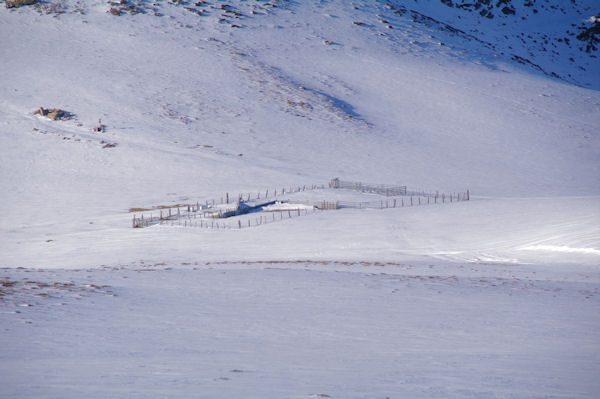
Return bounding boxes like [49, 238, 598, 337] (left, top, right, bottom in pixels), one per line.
[2, 261, 599, 399]
[1, 0, 599, 398]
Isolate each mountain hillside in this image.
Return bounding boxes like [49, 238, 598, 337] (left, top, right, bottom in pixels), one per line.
[1, 2, 600, 398]
[1, 0, 598, 265]
[402, 0, 599, 88]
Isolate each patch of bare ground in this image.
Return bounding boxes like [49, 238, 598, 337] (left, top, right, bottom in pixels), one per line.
[207, 260, 410, 267]
[0, 277, 115, 305]
[128, 204, 188, 213]
[200, 261, 599, 299]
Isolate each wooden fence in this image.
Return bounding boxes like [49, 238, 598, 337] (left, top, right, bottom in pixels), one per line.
[329, 178, 407, 196]
[132, 179, 470, 229]
[338, 191, 469, 209]
[132, 183, 327, 228]
[329, 178, 469, 201]
[134, 207, 320, 229]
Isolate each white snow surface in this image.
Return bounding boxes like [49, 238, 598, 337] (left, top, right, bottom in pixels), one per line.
[1, 261, 599, 399]
[1, 0, 599, 398]
[0, 0, 598, 269]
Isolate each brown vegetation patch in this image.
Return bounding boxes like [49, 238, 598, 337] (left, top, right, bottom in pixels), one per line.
[34, 107, 74, 121]
[0, 278, 115, 304]
[5, 0, 37, 8]
[128, 204, 188, 213]
[207, 260, 410, 268]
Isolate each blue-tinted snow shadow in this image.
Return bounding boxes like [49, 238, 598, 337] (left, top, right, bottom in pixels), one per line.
[303, 87, 363, 120]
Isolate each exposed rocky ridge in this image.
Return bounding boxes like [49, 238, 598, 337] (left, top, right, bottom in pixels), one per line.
[2, 0, 598, 88]
[385, 0, 598, 87]
[432, 0, 599, 53]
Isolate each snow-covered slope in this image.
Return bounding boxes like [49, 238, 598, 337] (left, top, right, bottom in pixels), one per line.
[399, 0, 600, 88]
[1, 1, 599, 398]
[1, 0, 598, 269]
[2, 261, 599, 399]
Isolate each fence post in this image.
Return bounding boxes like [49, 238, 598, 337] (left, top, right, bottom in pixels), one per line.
[238, 220, 241, 229]
[467, 190, 470, 201]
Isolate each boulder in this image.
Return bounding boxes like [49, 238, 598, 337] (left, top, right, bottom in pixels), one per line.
[6, 0, 37, 9]
[34, 107, 73, 121]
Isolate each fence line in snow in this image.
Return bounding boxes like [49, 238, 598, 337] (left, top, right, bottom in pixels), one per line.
[132, 183, 327, 228]
[135, 207, 321, 229]
[329, 178, 407, 196]
[329, 178, 469, 200]
[132, 192, 469, 229]
[131, 179, 470, 229]
[338, 191, 469, 209]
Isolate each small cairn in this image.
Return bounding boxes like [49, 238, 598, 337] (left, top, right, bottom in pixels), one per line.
[93, 118, 106, 133]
